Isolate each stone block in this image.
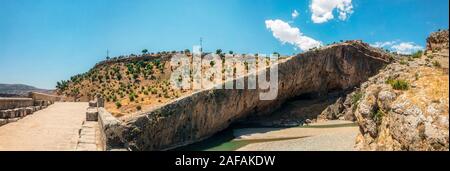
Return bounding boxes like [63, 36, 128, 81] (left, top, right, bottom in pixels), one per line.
[0, 119, 7, 126]
[25, 107, 34, 115]
[8, 110, 15, 118]
[97, 98, 104, 108]
[12, 109, 20, 118]
[86, 107, 98, 121]
[7, 118, 19, 123]
[2, 110, 12, 119]
[89, 100, 98, 108]
[0, 110, 6, 119]
[19, 108, 26, 117]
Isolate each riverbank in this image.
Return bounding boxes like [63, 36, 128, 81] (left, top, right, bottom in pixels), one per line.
[236, 121, 358, 151]
[176, 120, 358, 151]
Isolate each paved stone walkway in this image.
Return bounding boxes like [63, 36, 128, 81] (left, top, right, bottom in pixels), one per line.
[0, 102, 89, 151]
[76, 121, 101, 151]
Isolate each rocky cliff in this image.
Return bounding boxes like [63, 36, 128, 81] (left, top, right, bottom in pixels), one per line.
[109, 41, 391, 151]
[427, 29, 449, 52]
[351, 30, 449, 151]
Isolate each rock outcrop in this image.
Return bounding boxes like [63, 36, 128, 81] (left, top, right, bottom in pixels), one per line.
[353, 30, 449, 151]
[318, 90, 360, 121]
[427, 29, 449, 52]
[109, 41, 390, 151]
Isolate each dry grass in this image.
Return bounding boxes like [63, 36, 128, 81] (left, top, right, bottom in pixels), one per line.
[404, 66, 449, 116]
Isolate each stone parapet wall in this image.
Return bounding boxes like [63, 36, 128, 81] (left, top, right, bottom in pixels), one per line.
[0, 104, 49, 126]
[29, 92, 63, 102]
[97, 107, 124, 150]
[0, 98, 34, 110]
[0, 92, 61, 127]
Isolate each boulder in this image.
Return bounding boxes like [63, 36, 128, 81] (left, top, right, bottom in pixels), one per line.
[319, 97, 345, 120]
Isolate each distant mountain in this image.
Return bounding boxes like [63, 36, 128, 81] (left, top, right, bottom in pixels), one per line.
[0, 84, 53, 97]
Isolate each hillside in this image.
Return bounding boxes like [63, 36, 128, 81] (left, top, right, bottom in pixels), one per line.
[95, 41, 393, 150]
[351, 30, 449, 150]
[0, 84, 52, 97]
[56, 51, 287, 117]
[56, 52, 188, 116]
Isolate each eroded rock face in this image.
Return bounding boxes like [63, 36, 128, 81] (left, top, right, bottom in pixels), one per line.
[111, 41, 390, 151]
[427, 29, 449, 52]
[353, 30, 449, 151]
[318, 90, 359, 121]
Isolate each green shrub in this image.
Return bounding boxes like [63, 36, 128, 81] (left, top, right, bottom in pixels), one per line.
[433, 61, 442, 68]
[164, 92, 170, 98]
[129, 92, 137, 101]
[373, 109, 384, 124]
[150, 88, 157, 94]
[387, 79, 409, 90]
[352, 92, 363, 105]
[399, 60, 408, 65]
[351, 92, 363, 112]
[115, 102, 122, 109]
[133, 73, 139, 79]
[411, 50, 423, 58]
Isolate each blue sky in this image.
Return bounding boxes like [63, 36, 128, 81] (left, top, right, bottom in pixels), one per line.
[0, 0, 448, 89]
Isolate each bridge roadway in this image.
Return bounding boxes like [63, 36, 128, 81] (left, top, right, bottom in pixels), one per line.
[0, 102, 90, 151]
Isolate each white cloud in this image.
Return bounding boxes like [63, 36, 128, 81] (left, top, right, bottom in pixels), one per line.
[310, 0, 353, 24]
[292, 10, 299, 19]
[370, 41, 423, 55]
[265, 19, 322, 51]
[370, 41, 396, 48]
[391, 42, 423, 55]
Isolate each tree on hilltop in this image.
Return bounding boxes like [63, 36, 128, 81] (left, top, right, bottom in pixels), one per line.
[142, 49, 148, 54]
[216, 49, 223, 55]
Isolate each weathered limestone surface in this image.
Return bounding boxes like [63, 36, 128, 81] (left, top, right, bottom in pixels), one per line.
[98, 107, 123, 150]
[426, 29, 449, 52]
[76, 121, 101, 151]
[106, 42, 390, 151]
[86, 107, 98, 121]
[353, 30, 449, 151]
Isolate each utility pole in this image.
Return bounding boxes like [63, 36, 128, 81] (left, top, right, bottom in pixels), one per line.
[106, 49, 110, 59]
[200, 37, 203, 52]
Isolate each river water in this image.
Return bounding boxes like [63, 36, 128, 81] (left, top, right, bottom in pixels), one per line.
[175, 122, 358, 151]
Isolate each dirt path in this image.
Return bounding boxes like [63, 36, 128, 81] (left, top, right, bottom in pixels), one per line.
[0, 102, 88, 151]
[235, 121, 359, 151]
